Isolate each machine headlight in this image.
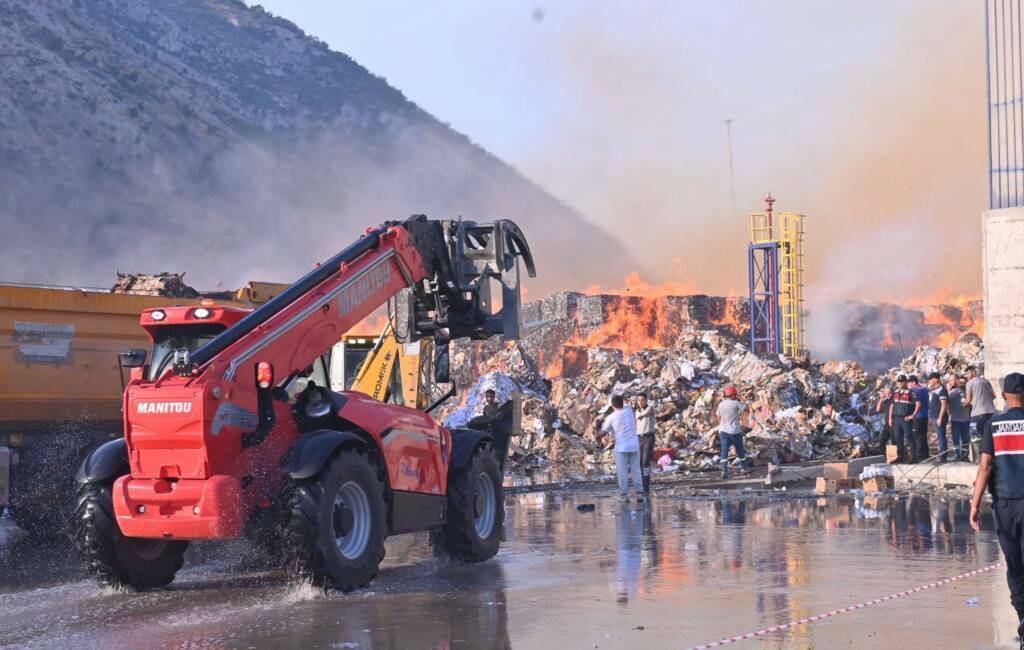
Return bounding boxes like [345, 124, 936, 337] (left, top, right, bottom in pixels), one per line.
[193, 307, 212, 319]
[150, 310, 166, 321]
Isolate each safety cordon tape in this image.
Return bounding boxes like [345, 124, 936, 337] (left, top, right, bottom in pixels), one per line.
[684, 563, 1001, 649]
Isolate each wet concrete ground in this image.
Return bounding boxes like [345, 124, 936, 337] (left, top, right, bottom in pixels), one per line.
[0, 490, 1016, 649]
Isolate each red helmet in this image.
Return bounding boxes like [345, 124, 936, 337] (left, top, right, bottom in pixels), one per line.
[724, 385, 738, 397]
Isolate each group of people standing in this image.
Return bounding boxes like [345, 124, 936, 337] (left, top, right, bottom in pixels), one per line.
[877, 366, 997, 463]
[595, 386, 750, 496]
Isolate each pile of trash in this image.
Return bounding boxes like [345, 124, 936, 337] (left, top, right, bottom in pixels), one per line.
[111, 272, 200, 298]
[445, 325, 985, 474]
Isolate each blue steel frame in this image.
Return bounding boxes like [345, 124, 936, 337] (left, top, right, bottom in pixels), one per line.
[987, 0, 1024, 209]
[748, 242, 781, 356]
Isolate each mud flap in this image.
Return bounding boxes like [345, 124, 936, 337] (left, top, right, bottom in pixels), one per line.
[280, 429, 367, 480]
[74, 439, 128, 485]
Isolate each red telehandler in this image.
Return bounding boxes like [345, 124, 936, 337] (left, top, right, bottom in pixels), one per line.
[73, 216, 536, 591]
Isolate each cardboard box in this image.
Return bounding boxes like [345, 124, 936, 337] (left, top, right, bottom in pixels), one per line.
[815, 477, 835, 494]
[815, 476, 862, 494]
[885, 444, 900, 464]
[862, 475, 894, 493]
[823, 462, 851, 479]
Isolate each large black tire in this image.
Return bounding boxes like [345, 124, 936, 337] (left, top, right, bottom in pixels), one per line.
[73, 482, 187, 590]
[431, 444, 504, 562]
[280, 446, 388, 591]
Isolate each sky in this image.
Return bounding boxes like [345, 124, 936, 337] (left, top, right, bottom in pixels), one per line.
[253, 1, 988, 303]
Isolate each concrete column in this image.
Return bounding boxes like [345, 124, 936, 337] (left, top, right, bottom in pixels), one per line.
[983, 208, 1024, 409]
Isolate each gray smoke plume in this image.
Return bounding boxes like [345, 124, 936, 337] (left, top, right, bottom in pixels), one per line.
[0, 0, 632, 293]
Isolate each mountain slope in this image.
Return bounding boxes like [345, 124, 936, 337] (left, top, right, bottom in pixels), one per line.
[0, 0, 631, 291]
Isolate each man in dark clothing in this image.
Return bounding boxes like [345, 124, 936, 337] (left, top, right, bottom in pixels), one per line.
[875, 386, 894, 450]
[889, 376, 914, 463]
[634, 393, 656, 495]
[948, 374, 971, 461]
[927, 372, 950, 461]
[482, 389, 499, 418]
[971, 372, 1024, 647]
[908, 375, 930, 463]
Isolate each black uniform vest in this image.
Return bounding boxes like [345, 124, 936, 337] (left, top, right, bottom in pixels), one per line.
[991, 408, 1024, 499]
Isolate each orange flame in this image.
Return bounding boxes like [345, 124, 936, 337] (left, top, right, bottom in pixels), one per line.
[900, 287, 980, 309]
[582, 271, 701, 298]
[538, 272, 748, 377]
[882, 321, 896, 348]
[904, 289, 984, 347]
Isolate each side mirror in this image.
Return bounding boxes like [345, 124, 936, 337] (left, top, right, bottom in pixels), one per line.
[434, 343, 451, 384]
[119, 348, 147, 368]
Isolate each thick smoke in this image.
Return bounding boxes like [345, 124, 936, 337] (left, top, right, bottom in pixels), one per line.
[0, 0, 631, 294]
[518, 2, 986, 305]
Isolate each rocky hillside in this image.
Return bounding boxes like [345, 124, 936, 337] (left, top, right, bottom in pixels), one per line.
[0, 0, 629, 289]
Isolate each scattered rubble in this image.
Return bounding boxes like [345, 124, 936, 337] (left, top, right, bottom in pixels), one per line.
[445, 297, 985, 477]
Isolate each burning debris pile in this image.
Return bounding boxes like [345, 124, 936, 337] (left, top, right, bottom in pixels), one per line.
[445, 291, 986, 475]
[519, 291, 749, 376]
[811, 299, 984, 371]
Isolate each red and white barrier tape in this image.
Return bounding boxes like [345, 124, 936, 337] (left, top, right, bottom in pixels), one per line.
[684, 563, 1001, 649]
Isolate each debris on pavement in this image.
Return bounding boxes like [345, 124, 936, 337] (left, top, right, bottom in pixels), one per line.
[440, 292, 986, 477]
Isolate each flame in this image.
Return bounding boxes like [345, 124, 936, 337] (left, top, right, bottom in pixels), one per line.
[901, 287, 980, 309]
[882, 321, 896, 348]
[575, 296, 673, 356]
[538, 272, 749, 377]
[906, 290, 984, 347]
[536, 276, 986, 381]
[583, 271, 700, 298]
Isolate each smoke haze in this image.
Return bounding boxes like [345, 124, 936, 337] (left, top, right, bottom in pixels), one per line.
[513, 2, 986, 302]
[0, 0, 632, 294]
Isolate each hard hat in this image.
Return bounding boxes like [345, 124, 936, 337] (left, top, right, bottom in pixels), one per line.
[724, 385, 738, 397]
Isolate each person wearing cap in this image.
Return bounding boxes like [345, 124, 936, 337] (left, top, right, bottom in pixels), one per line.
[948, 374, 971, 462]
[907, 375, 930, 463]
[716, 385, 747, 480]
[927, 372, 950, 461]
[970, 372, 1024, 644]
[889, 375, 914, 463]
[965, 366, 998, 452]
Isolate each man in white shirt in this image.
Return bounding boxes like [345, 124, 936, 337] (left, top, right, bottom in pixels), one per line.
[635, 393, 656, 495]
[601, 395, 644, 501]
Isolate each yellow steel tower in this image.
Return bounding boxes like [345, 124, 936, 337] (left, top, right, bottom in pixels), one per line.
[747, 193, 806, 359]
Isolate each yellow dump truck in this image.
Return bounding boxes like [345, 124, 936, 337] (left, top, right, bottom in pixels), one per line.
[0, 280, 286, 536]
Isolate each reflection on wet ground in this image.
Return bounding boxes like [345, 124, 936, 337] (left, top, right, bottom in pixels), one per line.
[0, 491, 1014, 649]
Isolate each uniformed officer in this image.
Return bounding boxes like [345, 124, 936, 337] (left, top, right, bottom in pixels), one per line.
[970, 372, 1024, 647]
